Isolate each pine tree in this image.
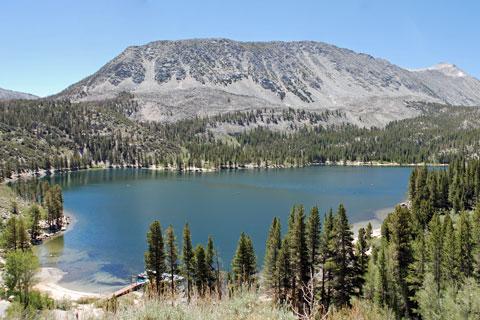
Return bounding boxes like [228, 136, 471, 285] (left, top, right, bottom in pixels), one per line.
[407, 231, 426, 302]
[3, 216, 19, 251]
[366, 222, 373, 242]
[472, 204, 480, 279]
[232, 232, 256, 285]
[290, 204, 308, 306]
[355, 227, 369, 294]
[408, 168, 418, 200]
[320, 209, 334, 308]
[18, 219, 30, 251]
[389, 205, 413, 317]
[194, 243, 208, 295]
[456, 211, 473, 278]
[245, 235, 257, 282]
[52, 185, 64, 227]
[29, 205, 41, 240]
[306, 205, 321, 277]
[426, 213, 443, 293]
[262, 217, 282, 297]
[205, 235, 216, 291]
[329, 204, 357, 307]
[374, 242, 390, 308]
[181, 221, 195, 301]
[144, 220, 166, 293]
[45, 190, 55, 229]
[442, 213, 457, 283]
[164, 224, 179, 295]
[436, 169, 449, 208]
[276, 237, 292, 303]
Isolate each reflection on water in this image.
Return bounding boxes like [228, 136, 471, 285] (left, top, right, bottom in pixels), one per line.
[32, 167, 414, 293]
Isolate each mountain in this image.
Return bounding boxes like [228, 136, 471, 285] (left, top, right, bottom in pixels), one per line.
[0, 87, 38, 100]
[56, 39, 480, 127]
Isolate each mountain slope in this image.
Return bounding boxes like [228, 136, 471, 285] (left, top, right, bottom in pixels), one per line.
[56, 39, 480, 127]
[0, 87, 38, 100]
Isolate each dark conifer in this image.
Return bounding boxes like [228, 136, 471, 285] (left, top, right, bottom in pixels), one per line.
[164, 224, 179, 295]
[205, 235, 216, 291]
[276, 237, 292, 303]
[329, 204, 357, 307]
[262, 217, 282, 296]
[355, 227, 369, 294]
[388, 205, 413, 317]
[144, 220, 166, 293]
[456, 211, 473, 278]
[426, 213, 443, 293]
[306, 205, 321, 277]
[29, 205, 41, 240]
[194, 243, 208, 295]
[442, 213, 457, 283]
[181, 221, 195, 301]
[232, 232, 256, 285]
[290, 204, 308, 306]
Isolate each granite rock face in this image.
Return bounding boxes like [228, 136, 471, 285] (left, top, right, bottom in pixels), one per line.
[57, 39, 480, 127]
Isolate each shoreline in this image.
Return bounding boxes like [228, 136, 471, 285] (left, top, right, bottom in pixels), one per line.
[31, 210, 102, 301]
[34, 267, 104, 301]
[3, 160, 446, 185]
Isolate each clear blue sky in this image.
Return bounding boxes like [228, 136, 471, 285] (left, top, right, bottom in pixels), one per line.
[1, 0, 479, 97]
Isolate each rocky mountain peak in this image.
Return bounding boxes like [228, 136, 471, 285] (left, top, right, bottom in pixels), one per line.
[56, 39, 480, 127]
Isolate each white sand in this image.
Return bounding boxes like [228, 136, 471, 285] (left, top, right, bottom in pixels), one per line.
[34, 268, 104, 301]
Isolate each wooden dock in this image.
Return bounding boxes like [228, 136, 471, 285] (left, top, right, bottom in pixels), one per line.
[106, 281, 146, 300]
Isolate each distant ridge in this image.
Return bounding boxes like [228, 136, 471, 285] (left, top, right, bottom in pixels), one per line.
[55, 39, 480, 127]
[0, 87, 38, 100]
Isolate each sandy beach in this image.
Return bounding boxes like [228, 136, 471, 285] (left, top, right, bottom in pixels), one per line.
[34, 267, 104, 301]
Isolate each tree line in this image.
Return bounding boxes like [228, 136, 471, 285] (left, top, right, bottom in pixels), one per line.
[142, 203, 371, 316]
[409, 158, 480, 215]
[2, 98, 480, 179]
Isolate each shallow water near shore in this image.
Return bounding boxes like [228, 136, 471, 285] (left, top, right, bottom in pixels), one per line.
[33, 166, 412, 294]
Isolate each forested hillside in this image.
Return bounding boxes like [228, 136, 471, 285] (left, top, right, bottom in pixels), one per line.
[0, 97, 177, 179]
[1, 97, 480, 180]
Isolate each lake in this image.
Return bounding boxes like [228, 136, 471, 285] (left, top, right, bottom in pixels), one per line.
[33, 166, 412, 294]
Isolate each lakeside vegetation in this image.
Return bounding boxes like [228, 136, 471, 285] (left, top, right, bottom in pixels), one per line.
[129, 158, 480, 319]
[0, 180, 67, 318]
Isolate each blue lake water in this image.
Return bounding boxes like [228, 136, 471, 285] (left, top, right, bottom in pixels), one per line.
[33, 166, 412, 293]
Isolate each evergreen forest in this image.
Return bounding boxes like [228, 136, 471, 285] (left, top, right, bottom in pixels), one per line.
[2, 97, 480, 180]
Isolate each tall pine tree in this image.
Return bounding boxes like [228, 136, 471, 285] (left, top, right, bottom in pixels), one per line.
[144, 220, 166, 293]
[232, 232, 256, 285]
[181, 221, 195, 301]
[262, 217, 282, 297]
[290, 204, 308, 307]
[389, 205, 413, 317]
[205, 235, 216, 291]
[329, 204, 357, 307]
[306, 205, 321, 277]
[164, 224, 179, 295]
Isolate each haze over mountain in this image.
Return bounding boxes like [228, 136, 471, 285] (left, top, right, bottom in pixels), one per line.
[0, 87, 38, 100]
[57, 39, 480, 127]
